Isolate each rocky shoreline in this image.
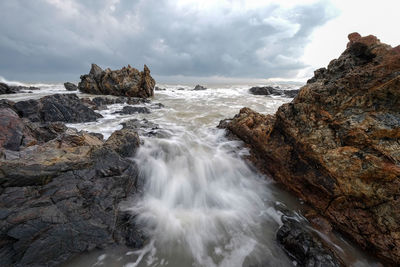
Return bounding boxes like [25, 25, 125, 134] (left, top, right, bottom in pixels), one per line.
[220, 33, 400, 265]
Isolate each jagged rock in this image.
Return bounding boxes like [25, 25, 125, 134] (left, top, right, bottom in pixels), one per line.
[78, 64, 155, 98]
[0, 126, 144, 266]
[63, 82, 78, 91]
[220, 33, 400, 264]
[193, 84, 207, 90]
[13, 94, 102, 123]
[115, 106, 151, 115]
[249, 86, 299, 98]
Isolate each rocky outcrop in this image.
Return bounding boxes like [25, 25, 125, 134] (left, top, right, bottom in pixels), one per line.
[249, 86, 299, 98]
[13, 94, 102, 123]
[220, 33, 400, 264]
[0, 117, 144, 266]
[63, 82, 78, 91]
[0, 83, 40, 94]
[78, 64, 155, 98]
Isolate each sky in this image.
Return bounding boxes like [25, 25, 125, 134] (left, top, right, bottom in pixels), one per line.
[0, 0, 399, 84]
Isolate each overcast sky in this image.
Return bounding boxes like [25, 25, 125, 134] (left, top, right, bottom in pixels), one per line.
[0, 0, 399, 83]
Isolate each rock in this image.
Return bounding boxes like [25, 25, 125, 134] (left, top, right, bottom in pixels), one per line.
[0, 83, 40, 94]
[105, 129, 140, 157]
[155, 86, 166, 91]
[0, 108, 26, 151]
[249, 86, 299, 98]
[0, 125, 145, 266]
[277, 215, 340, 267]
[14, 94, 102, 123]
[115, 106, 151, 115]
[78, 64, 155, 98]
[220, 33, 400, 264]
[193, 84, 207, 90]
[63, 82, 78, 91]
[121, 118, 170, 138]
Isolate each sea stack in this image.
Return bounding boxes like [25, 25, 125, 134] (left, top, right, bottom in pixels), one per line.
[78, 64, 155, 98]
[220, 33, 400, 265]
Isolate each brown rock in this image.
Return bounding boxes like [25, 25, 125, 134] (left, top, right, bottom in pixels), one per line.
[221, 34, 400, 264]
[0, 108, 25, 151]
[78, 64, 155, 98]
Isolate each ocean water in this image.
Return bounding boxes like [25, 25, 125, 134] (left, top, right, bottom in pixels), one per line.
[2, 82, 381, 267]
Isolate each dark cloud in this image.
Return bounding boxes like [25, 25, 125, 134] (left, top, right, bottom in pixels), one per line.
[0, 0, 336, 82]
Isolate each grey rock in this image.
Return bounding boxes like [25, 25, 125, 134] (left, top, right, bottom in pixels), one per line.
[249, 86, 299, 98]
[63, 82, 78, 91]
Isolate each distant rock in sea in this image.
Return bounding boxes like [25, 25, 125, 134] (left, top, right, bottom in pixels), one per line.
[0, 82, 40, 94]
[78, 63, 155, 98]
[220, 33, 400, 265]
[193, 84, 207, 90]
[249, 86, 299, 98]
[63, 82, 78, 91]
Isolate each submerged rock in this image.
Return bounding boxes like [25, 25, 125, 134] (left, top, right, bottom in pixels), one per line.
[121, 118, 170, 138]
[249, 86, 299, 98]
[220, 33, 400, 264]
[63, 82, 78, 91]
[13, 94, 102, 123]
[78, 64, 155, 98]
[115, 106, 151, 115]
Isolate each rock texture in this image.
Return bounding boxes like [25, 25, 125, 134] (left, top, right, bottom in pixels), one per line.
[63, 82, 78, 91]
[0, 120, 144, 266]
[78, 64, 155, 98]
[220, 33, 400, 264]
[249, 86, 299, 98]
[13, 94, 102, 123]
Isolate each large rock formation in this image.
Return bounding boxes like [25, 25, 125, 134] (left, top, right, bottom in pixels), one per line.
[220, 33, 400, 264]
[0, 108, 144, 266]
[78, 64, 155, 98]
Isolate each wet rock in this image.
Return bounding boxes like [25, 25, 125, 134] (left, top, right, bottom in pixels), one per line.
[155, 86, 166, 91]
[0, 126, 144, 266]
[14, 94, 102, 123]
[193, 84, 207, 90]
[78, 64, 155, 98]
[63, 82, 78, 91]
[277, 215, 340, 267]
[220, 33, 400, 264]
[121, 119, 170, 138]
[249, 86, 299, 98]
[0, 83, 14, 94]
[0, 83, 39, 94]
[115, 106, 151, 115]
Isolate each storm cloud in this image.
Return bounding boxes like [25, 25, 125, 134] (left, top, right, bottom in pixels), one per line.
[0, 0, 336, 82]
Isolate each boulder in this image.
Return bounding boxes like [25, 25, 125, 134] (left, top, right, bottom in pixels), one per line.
[193, 84, 207, 90]
[78, 64, 155, 98]
[0, 125, 144, 266]
[249, 86, 299, 98]
[63, 82, 78, 91]
[220, 33, 400, 264]
[13, 94, 102, 123]
[0, 108, 26, 151]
